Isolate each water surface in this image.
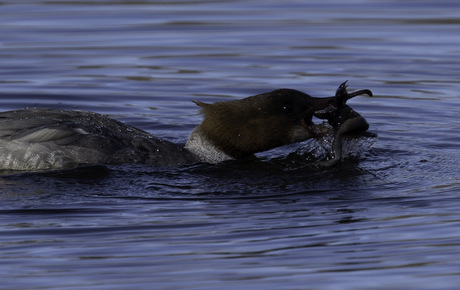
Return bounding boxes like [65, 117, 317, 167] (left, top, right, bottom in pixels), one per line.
[1, 0, 460, 288]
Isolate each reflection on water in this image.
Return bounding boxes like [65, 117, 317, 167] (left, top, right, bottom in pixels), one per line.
[1, 0, 460, 288]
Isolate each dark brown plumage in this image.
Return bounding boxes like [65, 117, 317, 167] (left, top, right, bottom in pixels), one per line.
[193, 89, 335, 159]
[0, 83, 373, 171]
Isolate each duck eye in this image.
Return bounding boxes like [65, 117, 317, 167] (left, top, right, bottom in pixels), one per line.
[282, 104, 293, 115]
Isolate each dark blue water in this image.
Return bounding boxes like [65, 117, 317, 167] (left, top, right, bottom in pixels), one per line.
[1, 0, 460, 288]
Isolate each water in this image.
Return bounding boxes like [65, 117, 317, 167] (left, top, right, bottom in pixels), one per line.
[1, 0, 460, 288]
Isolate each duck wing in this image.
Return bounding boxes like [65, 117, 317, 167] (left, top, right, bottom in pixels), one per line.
[0, 108, 195, 170]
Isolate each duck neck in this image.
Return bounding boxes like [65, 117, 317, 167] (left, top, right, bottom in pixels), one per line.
[184, 125, 234, 164]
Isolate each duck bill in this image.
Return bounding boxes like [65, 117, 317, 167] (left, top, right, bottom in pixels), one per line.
[301, 109, 332, 138]
[300, 86, 373, 132]
[299, 96, 335, 129]
[300, 97, 336, 136]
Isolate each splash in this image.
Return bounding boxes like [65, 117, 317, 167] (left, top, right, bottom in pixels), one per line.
[294, 126, 377, 163]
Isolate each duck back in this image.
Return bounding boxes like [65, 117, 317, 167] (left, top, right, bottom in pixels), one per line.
[0, 108, 196, 171]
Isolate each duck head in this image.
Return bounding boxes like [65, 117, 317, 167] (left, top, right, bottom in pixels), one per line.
[185, 88, 343, 163]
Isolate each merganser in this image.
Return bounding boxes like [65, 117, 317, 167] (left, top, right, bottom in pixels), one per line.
[0, 83, 372, 171]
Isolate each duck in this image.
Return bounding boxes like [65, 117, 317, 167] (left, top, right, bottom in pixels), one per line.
[0, 83, 372, 171]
